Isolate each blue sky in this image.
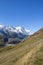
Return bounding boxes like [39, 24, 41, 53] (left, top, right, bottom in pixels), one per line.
[0, 0, 43, 33]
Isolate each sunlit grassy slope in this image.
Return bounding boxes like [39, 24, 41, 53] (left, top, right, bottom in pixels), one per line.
[0, 28, 43, 65]
[24, 44, 43, 65]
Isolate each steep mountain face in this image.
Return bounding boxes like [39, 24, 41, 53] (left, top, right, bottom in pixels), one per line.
[0, 25, 31, 44]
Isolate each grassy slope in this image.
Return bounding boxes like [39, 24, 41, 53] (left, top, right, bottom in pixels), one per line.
[0, 28, 43, 65]
[14, 39, 43, 65]
[25, 44, 43, 65]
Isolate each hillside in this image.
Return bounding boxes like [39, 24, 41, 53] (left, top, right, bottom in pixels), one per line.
[0, 28, 43, 65]
[24, 43, 43, 65]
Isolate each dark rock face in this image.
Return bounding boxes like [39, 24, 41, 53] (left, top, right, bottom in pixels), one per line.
[4, 38, 8, 42]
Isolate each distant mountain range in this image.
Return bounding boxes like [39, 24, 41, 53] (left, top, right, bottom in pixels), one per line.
[0, 25, 32, 45]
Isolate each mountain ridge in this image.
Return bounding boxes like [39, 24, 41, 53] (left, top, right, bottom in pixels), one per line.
[0, 25, 32, 45]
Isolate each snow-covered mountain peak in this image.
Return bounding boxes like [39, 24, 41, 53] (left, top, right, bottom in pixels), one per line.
[0, 25, 32, 45]
[16, 26, 25, 33]
[0, 25, 32, 37]
[16, 26, 24, 30]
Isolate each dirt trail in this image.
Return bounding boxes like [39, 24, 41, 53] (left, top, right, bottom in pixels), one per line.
[14, 39, 43, 65]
